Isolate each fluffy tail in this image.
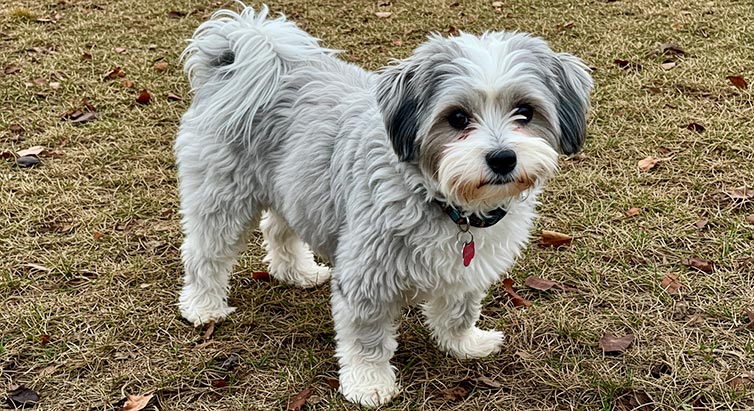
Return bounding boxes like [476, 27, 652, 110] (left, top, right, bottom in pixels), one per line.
[181, 4, 334, 139]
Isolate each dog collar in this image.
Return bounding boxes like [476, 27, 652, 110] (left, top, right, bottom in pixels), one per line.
[436, 201, 507, 228]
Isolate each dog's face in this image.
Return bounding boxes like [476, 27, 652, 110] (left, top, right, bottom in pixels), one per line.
[377, 32, 593, 214]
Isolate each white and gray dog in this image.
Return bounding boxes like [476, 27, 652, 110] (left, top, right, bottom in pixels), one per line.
[175, 4, 592, 407]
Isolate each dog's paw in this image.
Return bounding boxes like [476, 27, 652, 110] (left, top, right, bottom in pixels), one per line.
[339, 364, 399, 407]
[179, 288, 236, 327]
[272, 264, 331, 289]
[442, 327, 504, 359]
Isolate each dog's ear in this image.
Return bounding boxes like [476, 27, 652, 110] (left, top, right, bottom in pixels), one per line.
[376, 61, 421, 161]
[551, 53, 593, 155]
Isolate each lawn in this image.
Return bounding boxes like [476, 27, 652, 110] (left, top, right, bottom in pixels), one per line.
[1, 0, 753, 409]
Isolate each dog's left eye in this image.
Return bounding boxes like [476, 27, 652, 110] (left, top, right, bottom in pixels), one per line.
[447, 110, 470, 130]
[514, 104, 534, 124]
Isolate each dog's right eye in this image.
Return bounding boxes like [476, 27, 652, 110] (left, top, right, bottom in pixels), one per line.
[447, 110, 470, 130]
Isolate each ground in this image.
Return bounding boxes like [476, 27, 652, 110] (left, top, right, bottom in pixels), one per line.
[1, 0, 753, 410]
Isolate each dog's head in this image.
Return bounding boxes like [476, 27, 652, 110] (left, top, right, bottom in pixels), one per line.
[376, 32, 593, 214]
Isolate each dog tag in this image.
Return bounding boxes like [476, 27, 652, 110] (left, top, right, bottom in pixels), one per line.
[462, 240, 475, 266]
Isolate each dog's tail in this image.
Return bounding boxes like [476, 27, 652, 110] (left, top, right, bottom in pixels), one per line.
[181, 4, 334, 139]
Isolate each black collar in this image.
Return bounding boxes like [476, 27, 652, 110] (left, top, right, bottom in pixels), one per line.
[436, 201, 508, 228]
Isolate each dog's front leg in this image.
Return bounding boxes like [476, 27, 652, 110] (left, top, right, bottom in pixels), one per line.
[423, 290, 504, 359]
[330, 277, 400, 407]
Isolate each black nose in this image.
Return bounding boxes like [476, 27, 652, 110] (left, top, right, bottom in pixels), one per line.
[486, 149, 517, 176]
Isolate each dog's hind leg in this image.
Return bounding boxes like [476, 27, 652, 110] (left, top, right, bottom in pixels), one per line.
[260, 210, 331, 288]
[176, 142, 262, 327]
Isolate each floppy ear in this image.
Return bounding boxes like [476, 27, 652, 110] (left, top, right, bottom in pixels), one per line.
[375, 62, 421, 161]
[552, 53, 593, 155]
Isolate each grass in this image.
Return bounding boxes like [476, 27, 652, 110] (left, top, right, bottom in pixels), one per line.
[1, 0, 753, 409]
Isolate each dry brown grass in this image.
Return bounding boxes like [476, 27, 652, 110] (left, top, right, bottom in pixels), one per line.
[1, 0, 753, 410]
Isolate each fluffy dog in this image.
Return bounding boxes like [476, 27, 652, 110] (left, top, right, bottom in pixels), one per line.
[175, 4, 592, 406]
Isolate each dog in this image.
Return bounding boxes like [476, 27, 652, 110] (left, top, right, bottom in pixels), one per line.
[175, 4, 592, 407]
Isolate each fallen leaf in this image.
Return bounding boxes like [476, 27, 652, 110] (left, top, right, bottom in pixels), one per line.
[211, 378, 228, 388]
[613, 59, 641, 70]
[167, 10, 186, 19]
[637, 156, 672, 171]
[17, 145, 45, 157]
[1, 150, 13, 159]
[4, 64, 21, 75]
[670, 21, 684, 30]
[474, 376, 503, 389]
[524, 276, 577, 292]
[746, 214, 754, 224]
[252, 271, 270, 281]
[727, 76, 748, 89]
[492, 1, 503, 8]
[685, 257, 714, 273]
[104, 67, 125, 80]
[599, 333, 634, 353]
[9, 123, 24, 134]
[660, 60, 676, 70]
[24, 263, 51, 272]
[49, 81, 61, 90]
[69, 111, 97, 123]
[203, 320, 215, 340]
[374, 11, 392, 18]
[657, 42, 685, 56]
[439, 385, 468, 401]
[502, 278, 532, 307]
[447, 26, 458, 36]
[286, 387, 313, 411]
[114, 47, 127, 54]
[685, 122, 705, 132]
[746, 310, 753, 329]
[154, 61, 169, 72]
[82, 52, 92, 60]
[694, 218, 708, 229]
[556, 21, 575, 31]
[616, 390, 653, 409]
[324, 377, 339, 390]
[136, 89, 151, 104]
[93, 232, 104, 240]
[166, 92, 181, 101]
[17, 155, 40, 168]
[7, 385, 39, 408]
[40, 334, 51, 345]
[626, 207, 641, 217]
[661, 273, 683, 294]
[122, 79, 135, 88]
[725, 186, 754, 200]
[540, 230, 572, 247]
[122, 394, 153, 411]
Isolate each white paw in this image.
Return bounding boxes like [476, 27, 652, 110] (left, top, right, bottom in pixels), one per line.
[179, 286, 236, 327]
[442, 328, 505, 359]
[339, 364, 399, 407]
[270, 264, 331, 289]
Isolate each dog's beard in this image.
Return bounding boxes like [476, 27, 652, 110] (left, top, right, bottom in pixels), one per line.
[435, 130, 559, 213]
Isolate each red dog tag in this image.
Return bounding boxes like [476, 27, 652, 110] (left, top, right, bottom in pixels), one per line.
[462, 240, 475, 266]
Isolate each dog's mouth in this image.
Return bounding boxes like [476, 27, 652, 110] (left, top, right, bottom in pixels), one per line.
[477, 176, 513, 189]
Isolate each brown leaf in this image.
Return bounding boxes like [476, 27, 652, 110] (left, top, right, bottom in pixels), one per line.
[685, 122, 705, 132]
[745, 310, 754, 329]
[122, 79, 135, 88]
[104, 67, 125, 80]
[685, 257, 714, 273]
[524, 276, 577, 292]
[4, 64, 21, 75]
[727, 76, 748, 89]
[694, 218, 708, 229]
[136, 89, 151, 105]
[7, 385, 39, 408]
[447, 26, 458, 36]
[324, 377, 339, 390]
[17, 145, 45, 157]
[167, 10, 186, 19]
[154, 61, 169, 72]
[9, 123, 24, 134]
[616, 390, 653, 409]
[725, 186, 754, 200]
[122, 394, 153, 411]
[474, 376, 503, 389]
[252, 271, 270, 281]
[599, 333, 634, 353]
[502, 278, 532, 307]
[286, 387, 313, 411]
[670, 21, 684, 30]
[439, 385, 468, 401]
[40, 334, 51, 345]
[211, 378, 228, 388]
[626, 207, 641, 217]
[374, 11, 392, 18]
[556, 21, 575, 32]
[746, 214, 754, 224]
[661, 273, 683, 294]
[166, 92, 182, 101]
[637, 156, 672, 171]
[203, 320, 216, 340]
[82, 52, 92, 60]
[540, 230, 572, 247]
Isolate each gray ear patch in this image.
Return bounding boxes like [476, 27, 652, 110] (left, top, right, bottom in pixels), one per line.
[552, 53, 593, 154]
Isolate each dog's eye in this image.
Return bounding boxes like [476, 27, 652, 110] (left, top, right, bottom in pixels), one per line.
[513, 104, 534, 124]
[447, 110, 470, 130]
